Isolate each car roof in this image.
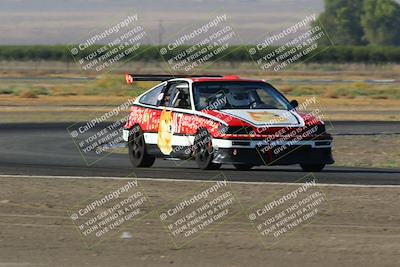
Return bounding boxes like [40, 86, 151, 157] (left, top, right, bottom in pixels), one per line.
[189, 76, 265, 83]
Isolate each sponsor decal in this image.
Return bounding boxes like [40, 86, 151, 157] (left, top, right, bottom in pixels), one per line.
[157, 108, 174, 155]
[248, 111, 288, 123]
[221, 109, 300, 126]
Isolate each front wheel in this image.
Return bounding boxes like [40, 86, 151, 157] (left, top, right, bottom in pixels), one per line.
[193, 128, 221, 170]
[300, 164, 325, 172]
[128, 125, 155, 168]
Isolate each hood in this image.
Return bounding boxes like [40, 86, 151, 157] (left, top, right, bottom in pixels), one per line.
[218, 109, 304, 127]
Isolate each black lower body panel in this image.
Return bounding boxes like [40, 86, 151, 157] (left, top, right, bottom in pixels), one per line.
[212, 145, 334, 166]
[145, 143, 334, 166]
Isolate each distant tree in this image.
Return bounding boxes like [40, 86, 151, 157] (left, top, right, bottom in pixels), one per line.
[315, 0, 365, 45]
[361, 0, 400, 45]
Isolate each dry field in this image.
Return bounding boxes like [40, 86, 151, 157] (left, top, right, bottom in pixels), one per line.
[0, 175, 399, 267]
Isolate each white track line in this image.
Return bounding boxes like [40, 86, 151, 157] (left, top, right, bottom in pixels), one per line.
[0, 174, 399, 188]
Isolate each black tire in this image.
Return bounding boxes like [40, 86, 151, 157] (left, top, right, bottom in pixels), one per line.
[128, 125, 155, 168]
[300, 164, 325, 172]
[193, 128, 221, 170]
[233, 164, 254, 171]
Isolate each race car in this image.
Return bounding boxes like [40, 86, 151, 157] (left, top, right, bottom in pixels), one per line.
[122, 74, 334, 171]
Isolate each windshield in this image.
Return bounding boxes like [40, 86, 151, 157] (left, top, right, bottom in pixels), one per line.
[193, 82, 290, 111]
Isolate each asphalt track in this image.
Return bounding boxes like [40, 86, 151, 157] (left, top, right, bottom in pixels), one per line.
[0, 121, 399, 185]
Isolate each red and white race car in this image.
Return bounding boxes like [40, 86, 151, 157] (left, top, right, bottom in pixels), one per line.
[123, 74, 334, 171]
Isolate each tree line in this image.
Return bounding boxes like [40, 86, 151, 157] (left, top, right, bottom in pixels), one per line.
[1, 45, 400, 63]
[316, 0, 400, 45]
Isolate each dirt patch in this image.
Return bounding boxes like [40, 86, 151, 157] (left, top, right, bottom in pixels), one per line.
[0, 176, 399, 267]
[333, 135, 400, 168]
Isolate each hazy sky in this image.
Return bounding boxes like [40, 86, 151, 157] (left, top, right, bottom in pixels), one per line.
[0, 0, 398, 45]
[0, 0, 323, 44]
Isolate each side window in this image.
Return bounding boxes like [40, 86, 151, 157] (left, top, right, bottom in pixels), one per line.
[160, 82, 191, 109]
[139, 84, 164, 106]
[170, 83, 191, 109]
[160, 83, 175, 107]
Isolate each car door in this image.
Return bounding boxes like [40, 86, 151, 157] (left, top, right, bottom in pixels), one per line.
[158, 81, 193, 155]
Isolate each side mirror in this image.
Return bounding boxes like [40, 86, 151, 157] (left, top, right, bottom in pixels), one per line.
[289, 100, 298, 110]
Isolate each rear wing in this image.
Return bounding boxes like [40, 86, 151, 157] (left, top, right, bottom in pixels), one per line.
[125, 74, 223, 84]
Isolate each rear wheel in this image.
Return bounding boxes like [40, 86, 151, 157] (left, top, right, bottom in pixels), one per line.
[128, 125, 155, 168]
[300, 164, 325, 172]
[194, 128, 221, 170]
[233, 164, 253, 171]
